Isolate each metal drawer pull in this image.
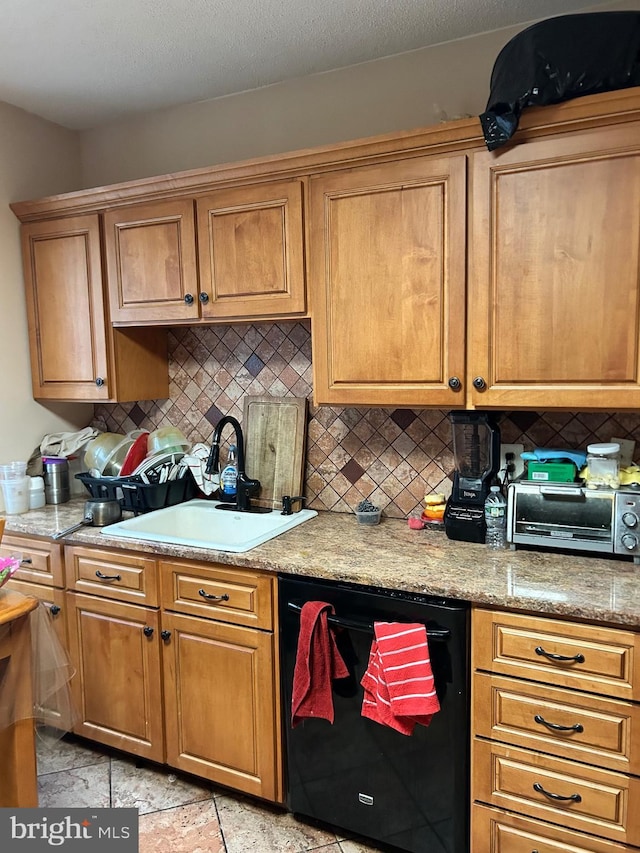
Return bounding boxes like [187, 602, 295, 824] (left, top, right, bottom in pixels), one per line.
[534, 714, 584, 733]
[95, 570, 122, 581]
[533, 782, 581, 803]
[535, 645, 585, 664]
[20, 558, 33, 565]
[49, 605, 61, 616]
[198, 589, 230, 602]
[143, 626, 154, 637]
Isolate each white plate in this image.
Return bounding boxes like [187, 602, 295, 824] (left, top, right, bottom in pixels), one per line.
[132, 451, 184, 483]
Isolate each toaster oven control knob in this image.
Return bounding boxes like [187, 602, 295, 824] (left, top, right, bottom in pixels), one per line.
[621, 533, 638, 551]
[622, 512, 639, 528]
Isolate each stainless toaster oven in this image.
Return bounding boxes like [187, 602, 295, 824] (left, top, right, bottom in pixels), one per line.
[507, 481, 640, 560]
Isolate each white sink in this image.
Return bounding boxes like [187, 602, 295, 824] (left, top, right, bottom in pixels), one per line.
[100, 499, 317, 553]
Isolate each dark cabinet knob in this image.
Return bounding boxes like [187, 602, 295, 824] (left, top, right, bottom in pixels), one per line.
[472, 376, 487, 391]
[95, 377, 105, 387]
[198, 292, 209, 304]
[143, 626, 154, 637]
[161, 630, 171, 642]
[49, 605, 61, 616]
[184, 293, 195, 305]
[448, 376, 462, 391]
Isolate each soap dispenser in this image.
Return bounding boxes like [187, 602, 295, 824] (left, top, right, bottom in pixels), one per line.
[219, 444, 238, 502]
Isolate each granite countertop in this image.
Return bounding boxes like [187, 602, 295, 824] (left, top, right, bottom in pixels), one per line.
[3, 499, 639, 628]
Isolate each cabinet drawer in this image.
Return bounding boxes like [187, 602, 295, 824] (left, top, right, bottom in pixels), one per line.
[473, 739, 640, 846]
[474, 672, 640, 775]
[160, 560, 274, 630]
[0, 534, 63, 587]
[65, 546, 158, 606]
[472, 804, 633, 853]
[473, 609, 640, 701]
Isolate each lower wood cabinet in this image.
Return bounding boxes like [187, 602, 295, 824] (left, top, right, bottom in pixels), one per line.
[62, 545, 283, 803]
[472, 608, 640, 851]
[161, 610, 279, 800]
[473, 804, 633, 853]
[66, 591, 164, 761]
[2, 535, 69, 729]
[159, 558, 282, 802]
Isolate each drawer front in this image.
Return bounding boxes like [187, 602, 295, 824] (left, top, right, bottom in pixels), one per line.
[473, 608, 640, 701]
[473, 804, 633, 853]
[473, 739, 640, 845]
[160, 560, 274, 630]
[65, 546, 158, 606]
[474, 672, 640, 775]
[0, 534, 63, 587]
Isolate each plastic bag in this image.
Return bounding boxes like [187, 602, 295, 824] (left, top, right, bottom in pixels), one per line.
[480, 12, 640, 151]
[0, 601, 77, 734]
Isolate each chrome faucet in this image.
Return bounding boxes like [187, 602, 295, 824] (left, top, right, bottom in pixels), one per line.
[205, 415, 261, 511]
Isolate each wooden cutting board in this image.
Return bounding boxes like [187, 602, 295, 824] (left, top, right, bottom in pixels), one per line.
[243, 396, 308, 510]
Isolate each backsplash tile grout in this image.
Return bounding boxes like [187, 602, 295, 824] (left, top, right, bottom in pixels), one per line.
[93, 321, 640, 519]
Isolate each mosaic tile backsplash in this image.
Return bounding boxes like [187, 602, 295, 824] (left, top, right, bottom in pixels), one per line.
[93, 320, 640, 519]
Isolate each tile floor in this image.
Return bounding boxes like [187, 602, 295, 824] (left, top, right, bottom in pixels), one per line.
[36, 729, 385, 853]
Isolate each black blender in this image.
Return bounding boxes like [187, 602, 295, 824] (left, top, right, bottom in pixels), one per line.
[444, 411, 500, 543]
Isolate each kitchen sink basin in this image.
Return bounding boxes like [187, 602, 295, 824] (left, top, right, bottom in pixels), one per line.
[100, 499, 317, 553]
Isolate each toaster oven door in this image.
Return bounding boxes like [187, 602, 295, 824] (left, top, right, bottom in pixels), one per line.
[509, 485, 614, 549]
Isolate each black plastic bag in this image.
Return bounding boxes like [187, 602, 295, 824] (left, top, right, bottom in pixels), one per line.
[480, 12, 640, 151]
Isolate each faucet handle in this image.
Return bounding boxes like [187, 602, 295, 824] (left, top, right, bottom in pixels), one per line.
[282, 495, 306, 515]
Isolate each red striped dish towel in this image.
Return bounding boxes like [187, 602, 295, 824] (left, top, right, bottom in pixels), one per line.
[361, 622, 440, 735]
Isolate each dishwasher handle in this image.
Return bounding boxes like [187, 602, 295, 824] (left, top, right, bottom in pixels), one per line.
[286, 601, 451, 641]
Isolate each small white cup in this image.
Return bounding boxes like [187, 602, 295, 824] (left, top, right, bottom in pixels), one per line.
[1, 476, 31, 514]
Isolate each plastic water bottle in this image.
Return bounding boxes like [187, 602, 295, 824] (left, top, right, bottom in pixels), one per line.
[484, 485, 507, 550]
[220, 444, 238, 499]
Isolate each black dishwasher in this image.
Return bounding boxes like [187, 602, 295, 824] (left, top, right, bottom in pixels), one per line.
[279, 574, 469, 853]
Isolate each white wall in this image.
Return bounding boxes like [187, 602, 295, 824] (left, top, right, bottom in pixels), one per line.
[0, 101, 91, 507]
[79, 0, 638, 186]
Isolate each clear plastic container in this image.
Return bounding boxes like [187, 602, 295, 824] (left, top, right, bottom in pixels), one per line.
[0, 476, 30, 514]
[147, 426, 190, 457]
[484, 485, 507, 550]
[0, 461, 27, 481]
[84, 432, 127, 475]
[29, 476, 46, 509]
[586, 442, 620, 490]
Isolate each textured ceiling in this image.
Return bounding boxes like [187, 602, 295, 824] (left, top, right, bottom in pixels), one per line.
[0, 0, 608, 130]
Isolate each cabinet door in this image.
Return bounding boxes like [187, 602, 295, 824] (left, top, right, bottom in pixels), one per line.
[21, 215, 111, 400]
[162, 610, 281, 802]
[196, 179, 306, 320]
[6, 579, 69, 729]
[309, 155, 466, 407]
[469, 121, 640, 409]
[104, 198, 199, 323]
[66, 592, 164, 761]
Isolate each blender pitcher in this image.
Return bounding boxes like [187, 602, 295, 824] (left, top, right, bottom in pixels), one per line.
[444, 412, 500, 542]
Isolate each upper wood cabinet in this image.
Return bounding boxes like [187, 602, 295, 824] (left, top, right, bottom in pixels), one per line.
[309, 155, 466, 407]
[468, 120, 640, 410]
[20, 214, 168, 402]
[196, 179, 306, 320]
[104, 198, 199, 323]
[103, 179, 306, 324]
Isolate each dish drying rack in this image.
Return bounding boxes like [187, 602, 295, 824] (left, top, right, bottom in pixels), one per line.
[76, 469, 200, 515]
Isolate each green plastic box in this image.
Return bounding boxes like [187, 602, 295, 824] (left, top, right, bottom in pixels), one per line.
[526, 461, 576, 482]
